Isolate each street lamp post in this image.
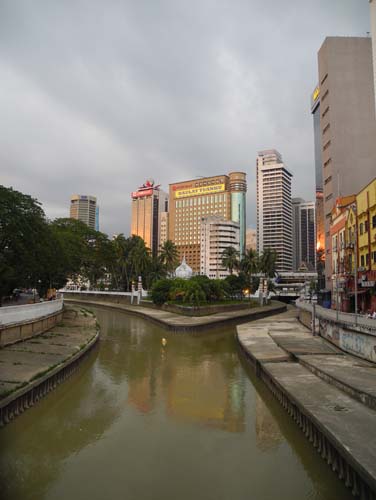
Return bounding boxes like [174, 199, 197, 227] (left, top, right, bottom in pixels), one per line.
[354, 226, 358, 325]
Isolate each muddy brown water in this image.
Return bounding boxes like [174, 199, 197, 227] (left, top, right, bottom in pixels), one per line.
[0, 307, 352, 500]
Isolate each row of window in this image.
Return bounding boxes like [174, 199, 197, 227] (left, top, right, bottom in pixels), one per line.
[175, 194, 227, 207]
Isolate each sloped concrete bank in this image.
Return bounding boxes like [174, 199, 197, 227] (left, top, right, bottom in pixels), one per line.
[237, 310, 376, 499]
[0, 307, 99, 427]
[64, 297, 286, 332]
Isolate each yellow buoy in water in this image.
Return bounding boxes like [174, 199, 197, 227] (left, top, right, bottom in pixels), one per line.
[161, 338, 167, 347]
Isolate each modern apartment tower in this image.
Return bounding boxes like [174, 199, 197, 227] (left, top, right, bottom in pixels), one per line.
[316, 37, 376, 288]
[256, 150, 293, 272]
[70, 195, 97, 230]
[292, 198, 316, 271]
[200, 216, 240, 279]
[131, 180, 168, 257]
[168, 172, 246, 273]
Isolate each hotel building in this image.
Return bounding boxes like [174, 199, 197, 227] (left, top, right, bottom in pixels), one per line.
[70, 195, 98, 230]
[256, 150, 293, 272]
[131, 180, 168, 256]
[200, 216, 240, 279]
[168, 172, 246, 273]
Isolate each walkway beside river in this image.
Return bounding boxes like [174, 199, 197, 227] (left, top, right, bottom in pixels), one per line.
[0, 307, 99, 426]
[64, 297, 286, 332]
[237, 308, 376, 498]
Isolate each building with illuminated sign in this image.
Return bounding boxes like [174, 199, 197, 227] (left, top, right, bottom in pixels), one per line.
[256, 150, 293, 272]
[168, 172, 246, 273]
[131, 180, 168, 256]
[316, 37, 376, 290]
[70, 194, 97, 230]
[200, 216, 240, 279]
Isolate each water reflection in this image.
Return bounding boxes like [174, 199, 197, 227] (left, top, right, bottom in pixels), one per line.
[0, 307, 353, 500]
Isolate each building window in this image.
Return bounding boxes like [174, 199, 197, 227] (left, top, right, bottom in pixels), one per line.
[321, 89, 329, 101]
[373, 251, 376, 264]
[321, 73, 328, 86]
[366, 253, 369, 266]
[325, 193, 333, 202]
[323, 123, 330, 134]
[360, 223, 363, 235]
[323, 140, 331, 151]
[361, 255, 365, 267]
[365, 220, 369, 232]
[324, 175, 332, 185]
[322, 106, 329, 118]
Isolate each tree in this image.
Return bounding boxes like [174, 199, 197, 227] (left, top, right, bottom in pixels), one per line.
[159, 240, 179, 275]
[0, 186, 51, 303]
[221, 246, 240, 275]
[240, 249, 259, 293]
[259, 248, 278, 278]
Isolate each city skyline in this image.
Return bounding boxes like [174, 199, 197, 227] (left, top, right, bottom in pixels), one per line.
[0, 0, 371, 236]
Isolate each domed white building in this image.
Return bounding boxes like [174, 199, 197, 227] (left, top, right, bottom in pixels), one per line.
[175, 256, 193, 279]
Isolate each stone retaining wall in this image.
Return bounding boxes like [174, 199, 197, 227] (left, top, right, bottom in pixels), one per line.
[0, 310, 64, 347]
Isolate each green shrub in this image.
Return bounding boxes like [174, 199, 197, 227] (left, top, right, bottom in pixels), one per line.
[150, 279, 172, 305]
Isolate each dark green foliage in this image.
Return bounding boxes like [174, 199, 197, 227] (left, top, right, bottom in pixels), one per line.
[150, 279, 172, 305]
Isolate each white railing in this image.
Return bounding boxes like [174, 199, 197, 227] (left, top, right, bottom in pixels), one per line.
[62, 289, 148, 297]
[296, 300, 376, 334]
[0, 298, 64, 327]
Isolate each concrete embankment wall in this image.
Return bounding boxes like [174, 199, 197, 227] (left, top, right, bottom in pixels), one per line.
[296, 302, 376, 364]
[0, 300, 64, 347]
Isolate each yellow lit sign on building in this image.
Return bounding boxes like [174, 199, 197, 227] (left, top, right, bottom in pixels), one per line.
[175, 183, 225, 198]
[313, 86, 320, 102]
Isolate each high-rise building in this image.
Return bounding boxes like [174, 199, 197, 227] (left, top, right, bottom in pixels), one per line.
[95, 206, 100, 232]
[370, 1, 376, 111]
[316, 37, 376, 289]
[245, 228, 257, 251]
[200, 216, 240, 279]
[159, 211, 169, 250]
[228, 172, 247, 257]
[168, 173, 246, 273]
[310, 85, 325, 255]
[131, 180, 168, 256]
[256, 150, 293, 272]
[70, 195, 97, 230]
[292, 198, 316, 271]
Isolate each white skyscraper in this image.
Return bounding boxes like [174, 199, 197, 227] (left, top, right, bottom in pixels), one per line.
[256, 150, 293, 272]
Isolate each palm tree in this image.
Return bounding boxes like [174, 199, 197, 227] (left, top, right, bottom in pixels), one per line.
[159, 240, 179, 275]
[259, 248, 277, 278]
[221, 246, 240, 275]
[241, 249, 259, 276]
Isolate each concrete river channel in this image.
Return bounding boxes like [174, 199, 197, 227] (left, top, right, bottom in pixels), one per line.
[0, 307, 352, 500]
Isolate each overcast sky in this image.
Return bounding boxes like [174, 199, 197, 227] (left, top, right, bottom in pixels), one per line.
[0, 0, 371, 236]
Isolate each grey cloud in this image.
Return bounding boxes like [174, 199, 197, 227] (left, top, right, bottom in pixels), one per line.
[0, 0, 371, 236]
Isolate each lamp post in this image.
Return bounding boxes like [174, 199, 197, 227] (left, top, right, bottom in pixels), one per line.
[354, 226, 358, 325]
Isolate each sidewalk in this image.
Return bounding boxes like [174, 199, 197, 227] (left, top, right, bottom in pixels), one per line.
[237, 308, 376, 496]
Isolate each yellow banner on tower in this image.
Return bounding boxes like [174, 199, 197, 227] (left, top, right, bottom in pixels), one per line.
[175, 183, 225, 198]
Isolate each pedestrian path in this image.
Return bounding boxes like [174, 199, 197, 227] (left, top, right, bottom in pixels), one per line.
[237, 309, 376, 497]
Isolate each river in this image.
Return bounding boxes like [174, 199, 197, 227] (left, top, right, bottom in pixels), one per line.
[0, 307, 352, 500]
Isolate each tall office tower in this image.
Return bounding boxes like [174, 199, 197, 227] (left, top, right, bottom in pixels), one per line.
[310, 85, 325, 258]
[70, 195, 97, 230]
[292, 198, 316, 271]
[229, 172, 247, 256]
[317, 37, 376, 289]
[256, 150, 293, 272]
[168, 173, 246, 273]
[131, 180, 168, 257]
[245, 228, 257, 251]
[200, 216, 240, 279]
[371, 1, 376, 110]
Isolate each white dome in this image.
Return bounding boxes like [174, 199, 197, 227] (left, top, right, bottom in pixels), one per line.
[175, 256, 193, 279]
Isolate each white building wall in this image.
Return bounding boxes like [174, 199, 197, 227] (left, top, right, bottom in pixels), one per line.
[200, 216, 240, 279]
[256, 150, 293, 272]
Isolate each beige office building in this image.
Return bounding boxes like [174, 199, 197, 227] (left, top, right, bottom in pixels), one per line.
[317, 37, 376, 288]
[168, 173, 246, 273]
[70, 195, 97, 230]
[371, 0, 376, 111]
[245, 228, 257, 251]
[131, 181, 168, 256]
